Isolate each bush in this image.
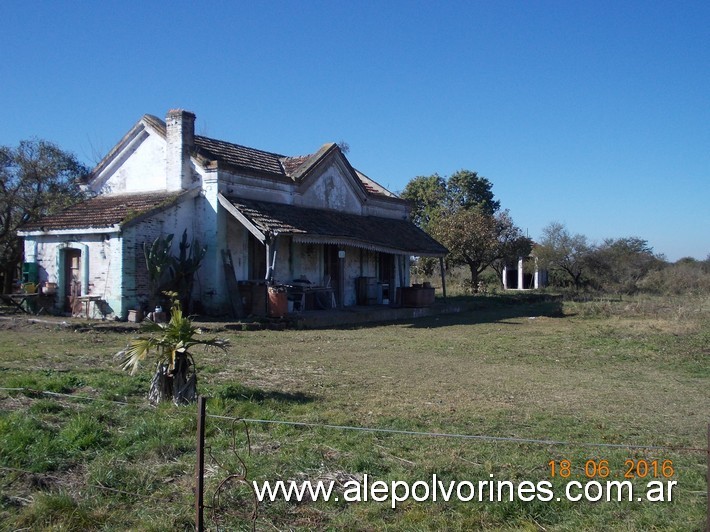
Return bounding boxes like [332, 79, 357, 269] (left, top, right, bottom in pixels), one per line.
[639, 262, 710, 296]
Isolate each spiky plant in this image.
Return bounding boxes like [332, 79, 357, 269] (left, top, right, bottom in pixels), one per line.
[143, 234, 174, 309]
[118, 294, 229, 405]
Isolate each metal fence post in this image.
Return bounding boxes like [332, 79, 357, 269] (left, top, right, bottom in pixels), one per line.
[196, 396, 207, 532]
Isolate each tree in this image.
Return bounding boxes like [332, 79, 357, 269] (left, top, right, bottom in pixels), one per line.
[0, 139, 88, 292]
[118, 294, 229, 405]
[535, 222, 590, 288]
[144, 230, 207, 313]
[490, 211, 535, 288]
[585, 237, 662, 293]
[403, 170, 527, 290]
[169, 229, 207, 313]
[445, 169, 500, 215]
[401, 174, 447, 230]
[144, 233, 175, 308]
[432, 207, 531, 289]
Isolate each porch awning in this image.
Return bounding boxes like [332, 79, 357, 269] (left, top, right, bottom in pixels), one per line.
[219, 194, 448, 257]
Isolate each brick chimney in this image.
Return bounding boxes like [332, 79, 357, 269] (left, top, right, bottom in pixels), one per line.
[165, 109, 196, 190]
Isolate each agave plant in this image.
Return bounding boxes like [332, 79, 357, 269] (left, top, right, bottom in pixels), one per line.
[118, 294, 229, 405]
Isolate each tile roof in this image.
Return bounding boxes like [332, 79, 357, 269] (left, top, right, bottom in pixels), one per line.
[190, 131, 396, 199]
[20, 191, 183, 231]
[224, 196, 447, 257]
[281, 155, 310, 175]
[193, 136, 286, 177]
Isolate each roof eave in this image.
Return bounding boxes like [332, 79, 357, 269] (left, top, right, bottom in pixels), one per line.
[19, 225, 121, 237]
[84, 114, 166, 186]
[120, 186, 200, 229]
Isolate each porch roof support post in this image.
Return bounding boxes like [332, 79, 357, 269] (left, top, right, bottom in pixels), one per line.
[338, 250, 344, 308]
[264, 234, 278, 284]
[398, 255, 405, 289]
[439, 256, 447, 301]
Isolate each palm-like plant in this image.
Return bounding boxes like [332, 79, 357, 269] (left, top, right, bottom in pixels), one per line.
[118, 294, 229, 405]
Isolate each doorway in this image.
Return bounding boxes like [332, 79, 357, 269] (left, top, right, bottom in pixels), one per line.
[63, 249, 82, 313]
[323, 245, 342, 306]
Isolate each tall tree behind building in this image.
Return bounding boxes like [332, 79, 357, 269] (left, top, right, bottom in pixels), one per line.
[402, 170, 530, 289]
[0, 139, 88, 292]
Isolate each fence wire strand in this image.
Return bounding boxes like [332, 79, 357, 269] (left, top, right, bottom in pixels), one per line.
[207, 414, 709, 454]
[1, 386, 708, 453]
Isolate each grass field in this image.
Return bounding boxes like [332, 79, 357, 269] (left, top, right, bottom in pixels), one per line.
[0, 294, 708, 530]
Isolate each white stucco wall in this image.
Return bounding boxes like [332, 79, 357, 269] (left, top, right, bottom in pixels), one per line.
[225, 217, 250, 281]
[95, 134, 167, 194]
[23, 233, 123, 318]
[121, 195, 207, 315]
[298, 166, 362, 214]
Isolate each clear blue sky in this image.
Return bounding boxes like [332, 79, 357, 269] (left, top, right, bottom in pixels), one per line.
[2, 0, 708, 261]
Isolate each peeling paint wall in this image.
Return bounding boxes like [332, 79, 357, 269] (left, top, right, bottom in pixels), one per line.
[23, 233, 122, 318]
[96, 134, 167, 194]
[289, 242, 321, 283]
[225, 216, 250, 280]
[121, 197, 199, 315]
[298, 166, 362, 214]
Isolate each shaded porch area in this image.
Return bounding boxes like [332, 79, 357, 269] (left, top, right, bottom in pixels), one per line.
[219, 195, 448, 318]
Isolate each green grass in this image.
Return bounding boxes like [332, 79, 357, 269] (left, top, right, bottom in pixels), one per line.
[0, 294, 708, 530]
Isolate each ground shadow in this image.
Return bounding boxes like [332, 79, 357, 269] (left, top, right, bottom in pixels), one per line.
[217, 383, 315, 404]
[329, 293, 566, 330]
[422, 293, 564, 326]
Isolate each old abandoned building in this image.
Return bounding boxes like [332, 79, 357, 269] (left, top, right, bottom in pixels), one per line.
[19, 110, 447, 318]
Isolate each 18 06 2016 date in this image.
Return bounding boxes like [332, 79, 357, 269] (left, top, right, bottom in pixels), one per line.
[548, 459, 675, 479]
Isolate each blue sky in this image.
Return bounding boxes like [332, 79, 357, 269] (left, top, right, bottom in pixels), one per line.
[2, 1, 708, 261]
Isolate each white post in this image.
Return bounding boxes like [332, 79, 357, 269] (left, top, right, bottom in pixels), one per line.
[517, 257, 524, 290]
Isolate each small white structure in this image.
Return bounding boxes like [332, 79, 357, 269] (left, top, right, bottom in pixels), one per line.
[19, 110, 446, 318]
[502, 255, 548, 290]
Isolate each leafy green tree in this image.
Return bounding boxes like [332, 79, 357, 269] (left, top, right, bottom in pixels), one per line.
[401, 174, 447, 230]
[118, 294, 229, 405]
[432, 208, 530, 289]
[490, 212, 534, 288]
[445, 169, 500, 215]
[639, 257, 710, 296]
[536, 222, 590, 289]
[403, 170, 526, 290]
[585, 237, 662, 293]
[0, 140, 88, 292]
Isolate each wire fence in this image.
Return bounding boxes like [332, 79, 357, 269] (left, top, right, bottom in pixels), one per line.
[1, 386, 707, 453]
[1, 386, 709, 531]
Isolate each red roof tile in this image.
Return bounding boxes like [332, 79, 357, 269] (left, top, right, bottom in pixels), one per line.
[20, 191, 183, 231]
